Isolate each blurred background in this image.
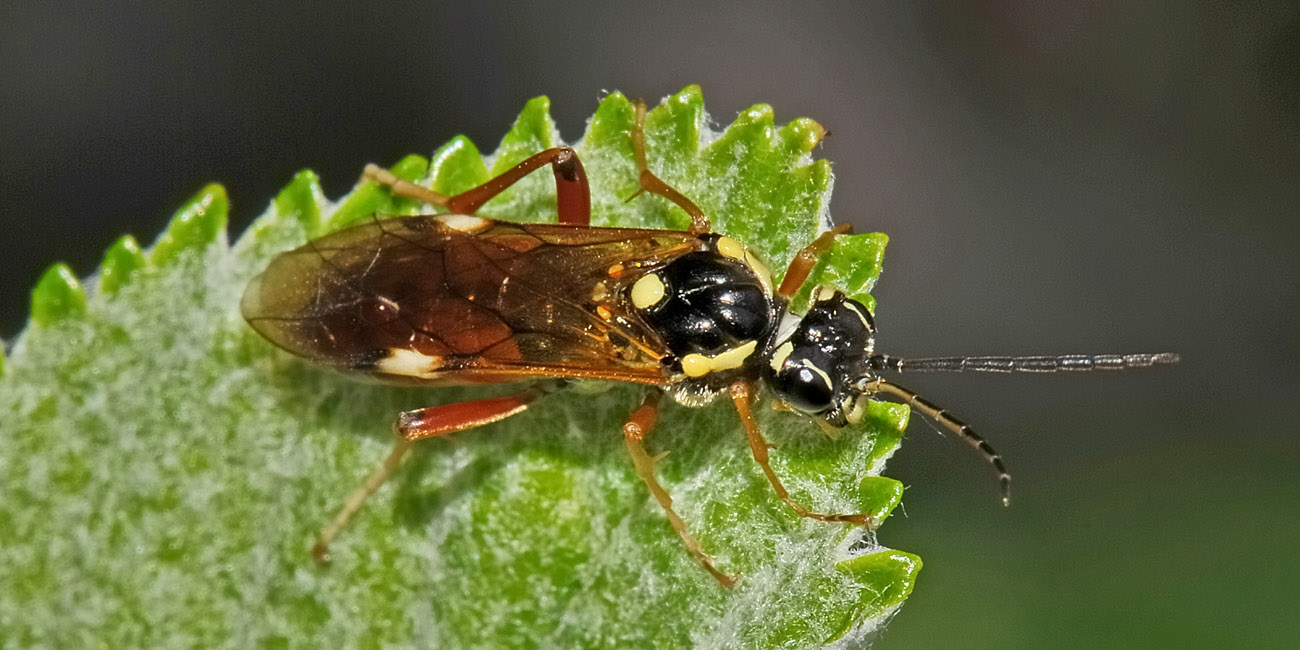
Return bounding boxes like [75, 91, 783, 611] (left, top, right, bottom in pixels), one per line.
[2, 2, 1296, 648]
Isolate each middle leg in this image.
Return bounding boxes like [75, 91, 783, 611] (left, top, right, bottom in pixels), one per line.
[626, 100, 712, 234]
[623, 390, 737, 587]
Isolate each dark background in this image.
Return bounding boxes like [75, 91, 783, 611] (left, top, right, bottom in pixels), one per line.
[3, 3, 1297, 648]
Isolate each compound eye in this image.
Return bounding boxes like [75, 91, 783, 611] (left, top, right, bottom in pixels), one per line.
[776, 359, 835, 414]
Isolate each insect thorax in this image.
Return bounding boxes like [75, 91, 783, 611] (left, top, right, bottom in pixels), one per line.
[629, 236, 778, 406]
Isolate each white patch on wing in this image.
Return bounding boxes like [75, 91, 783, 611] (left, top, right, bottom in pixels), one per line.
[435, 214, 490, 233]
[375, 348, 445, 378]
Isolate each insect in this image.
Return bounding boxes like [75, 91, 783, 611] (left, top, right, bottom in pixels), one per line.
[242, 100, 1179, 586]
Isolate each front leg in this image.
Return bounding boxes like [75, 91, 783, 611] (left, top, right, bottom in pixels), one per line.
[776, 223, 852, 298]
[729, 381, 872, 526]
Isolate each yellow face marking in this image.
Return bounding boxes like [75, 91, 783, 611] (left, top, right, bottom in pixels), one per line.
[375, 348, 444, 378]
[716, 236, 746, 260]
[631, 273, 666, 310]
[844, 395, 869, 425]
[435, 214, 490, 233]
[679, 340, 758, 378]
[842, 300, 872, 329]
[797, 359, 835, 394]
[813, 285, 838, 303]
[769, 341, 794, 372]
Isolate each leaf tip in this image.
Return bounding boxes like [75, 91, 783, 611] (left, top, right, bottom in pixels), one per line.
[429, 135, 490, 196]
[779, 117, 828, 155]
[585, 92, 636, 148]
[835, 549, 923, 612]
[31, 262, 87, 325]
[274, 169, 324, 234]
[98, 234, 146, 294]
[857, 476, 906, 523]
[150, 183, 229, 264]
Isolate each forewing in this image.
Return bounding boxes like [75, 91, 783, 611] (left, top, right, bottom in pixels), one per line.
[241, 215, 700, 385]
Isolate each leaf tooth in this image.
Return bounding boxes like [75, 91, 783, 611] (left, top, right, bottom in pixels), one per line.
[777, 117, 828, 157]
[150, 184, 229, 265]
[429, 135, 489, 197]
[581, 91, 635, 151]
[832, 550, 923, 630]
[707, 103, 777, 164]
[856, 476, 905, 523]
[492, 96, 556, 174]
[645, 84, 704, 159]
[31, 263, 87, 326]
[98, 234, 146, 295]
[274, 169, 324, 236]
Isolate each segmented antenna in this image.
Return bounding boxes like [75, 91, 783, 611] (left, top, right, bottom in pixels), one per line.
[869, 352, 1180, 373]
[866, 379, 1012, 506]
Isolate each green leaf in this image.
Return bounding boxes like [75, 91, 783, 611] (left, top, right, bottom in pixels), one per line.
[0, 87, 913, 648]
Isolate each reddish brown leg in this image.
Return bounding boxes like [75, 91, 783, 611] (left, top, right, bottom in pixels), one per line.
[365, 147, 592, 225]
[623, 390, 737, 587]
[776, 223, 853, 298]
[627, 100, 712, 234]
[729, 381, 871, 526]
[312, 387, 550, 564]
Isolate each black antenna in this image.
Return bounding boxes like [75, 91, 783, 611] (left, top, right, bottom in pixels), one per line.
[864, 352, 1178, 505]
[870, 352, 1180, 374]
[866, 379, 1012, 506]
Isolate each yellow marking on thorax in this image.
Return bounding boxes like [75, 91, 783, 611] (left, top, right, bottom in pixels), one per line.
[680, 340, 759, 378]
[716, 236, 745, 260]
[631, 273, 666, 309]
[717, 236, 774, 294]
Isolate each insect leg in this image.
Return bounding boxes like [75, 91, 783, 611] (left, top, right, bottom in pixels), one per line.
[312, 386, 553, 564]
[365, 147, 592, 225]
[453, 148, 592, 224]
[627, 99, 712, 234]
[363, 164, 452, 207]
[623, 390, 738, 587]
[866, 379, 1012, 506]
[729, 381, 872, 526]
[776, 223, 853, 298]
